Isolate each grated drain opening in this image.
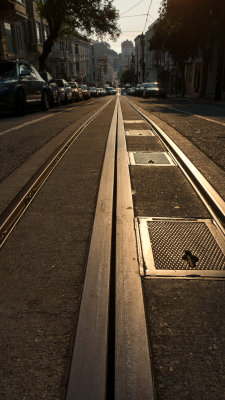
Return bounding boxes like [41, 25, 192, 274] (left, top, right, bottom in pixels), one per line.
[129, 152, 174, 166]
[138, 218, 225, 277]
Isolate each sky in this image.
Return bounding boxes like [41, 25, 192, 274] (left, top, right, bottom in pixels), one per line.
[107, 0, 162, 53]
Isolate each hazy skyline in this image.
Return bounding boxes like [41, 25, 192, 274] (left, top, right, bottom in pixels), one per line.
[107, 0, 162, 53]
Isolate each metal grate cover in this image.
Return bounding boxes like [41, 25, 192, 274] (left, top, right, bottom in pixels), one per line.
[130, 152, 174, 165]
[138, 218, 225, 277]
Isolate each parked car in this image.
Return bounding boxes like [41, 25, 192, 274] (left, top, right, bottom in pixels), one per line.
[134, 83, 142, 96]
[143, 82, 167, 98]
[138, 82, 149, 97]
[53, 79, 72, 104]
[105, 87, 117, 95]
[39, 71, 61, 107]
[0, 59, 49, 115]
[88, 86, 98, 97]
[68, 81, 83, 102]
[121, 87, 128, 95]
[97, 88, 106, 96]
[121, 87, 134, 96]
[80, 85, 90, 100]
[128, 87, 135, 95]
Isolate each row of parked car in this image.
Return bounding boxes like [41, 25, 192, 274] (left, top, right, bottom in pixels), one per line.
[0, 59, 117, 116]
[122, 82, 167, 98]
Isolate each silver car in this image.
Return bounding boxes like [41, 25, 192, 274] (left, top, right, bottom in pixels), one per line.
[53, 79, 73, 104]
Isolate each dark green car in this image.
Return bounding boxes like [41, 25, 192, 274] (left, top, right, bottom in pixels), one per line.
[0, 59, 50, 115]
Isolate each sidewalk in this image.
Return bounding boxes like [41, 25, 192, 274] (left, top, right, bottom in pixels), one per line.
[168, 92, 225, 106]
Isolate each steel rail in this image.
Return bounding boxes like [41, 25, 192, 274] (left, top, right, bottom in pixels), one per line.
[0, 98, 113, 249]
[66, 97, 118, 400]
[122, 97, 225, 234]
[115, 99, 155, 399]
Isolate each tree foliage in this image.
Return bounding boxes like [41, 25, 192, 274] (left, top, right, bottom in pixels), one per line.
[149, 0, 224, 97]
[120, 69, 134, 86]
[37, 0, 120, 70]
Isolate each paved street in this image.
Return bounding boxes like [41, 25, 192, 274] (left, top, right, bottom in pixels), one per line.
[0, 97, 117, 399]
[0, 95, 225, 399]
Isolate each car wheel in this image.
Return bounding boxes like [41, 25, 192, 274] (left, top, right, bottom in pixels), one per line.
[14, 89, 26, 116]
[49, 93, 54, 108]
[64, 94, 68, 105]
[41, 91, 49, 111]
[56, 93, 61, 107]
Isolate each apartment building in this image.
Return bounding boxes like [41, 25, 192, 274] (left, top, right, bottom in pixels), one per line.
[0, 0, 95, 83]
[121, 40, 134, 72]
[134, 34, 145, 83]
[48, 37, 94, 83]
[0, 0, 28, 60]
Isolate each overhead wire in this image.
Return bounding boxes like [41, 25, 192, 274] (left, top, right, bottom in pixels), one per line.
[120, 14, 148, 18]
[120, 0, 145, 16]
[142, 0, 153, 33]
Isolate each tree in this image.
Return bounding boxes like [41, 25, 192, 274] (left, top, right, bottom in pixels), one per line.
[120, 69, 135, 86]
[149, 0, 225, 98]
[37, 0, 120, 70]
[149, 1, 198, 96]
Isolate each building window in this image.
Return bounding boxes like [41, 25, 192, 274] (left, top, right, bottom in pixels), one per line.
[16, 25, 23, 53]
[4, 23, 14, 54]
[35, 21, 42, 43]
[75, 44, 79, 54]
[54, 41, 60, 51]
[69, 62, 73, 75]
[67, 41, 72, 53]
[76, 62, 80, 72]
[43, 25, 49, 41]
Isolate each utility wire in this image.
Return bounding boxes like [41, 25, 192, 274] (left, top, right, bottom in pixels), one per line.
[120, 14, 147, 18]
[120, 0, 145, 16]
[142, 0, 153, 33]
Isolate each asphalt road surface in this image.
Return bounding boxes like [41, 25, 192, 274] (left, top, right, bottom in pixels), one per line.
[0, 94, 225, 400]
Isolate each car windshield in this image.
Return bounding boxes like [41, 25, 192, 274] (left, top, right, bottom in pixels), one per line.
[69, 83, 76, 88]
[147, 83, 159, 88]
[89, 87, 96, 90]
[81, 85, 87, 89]
[55, 80, 64, 87]
[0, 62, 17, 78]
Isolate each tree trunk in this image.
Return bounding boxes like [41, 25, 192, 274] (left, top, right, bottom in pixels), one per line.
[38, 30, 59, 71]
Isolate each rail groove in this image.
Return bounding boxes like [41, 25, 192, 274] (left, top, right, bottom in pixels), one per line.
[66, 96, 155, 399]
[0, 98, 113, 249]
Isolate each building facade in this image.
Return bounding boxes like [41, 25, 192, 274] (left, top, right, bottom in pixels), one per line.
[0, 2, 118, 86]
[134, 34, 145, 83]
[121, 40, 134, 72]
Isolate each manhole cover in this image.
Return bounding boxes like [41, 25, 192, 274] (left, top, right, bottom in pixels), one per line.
[137, 218, 225, 277]
[126, 130, 154, 136]
[129, 152, 174, 165]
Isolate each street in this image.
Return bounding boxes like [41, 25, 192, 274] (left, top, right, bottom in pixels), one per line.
[0, 94, 225, 400]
